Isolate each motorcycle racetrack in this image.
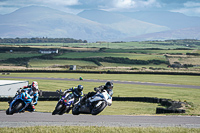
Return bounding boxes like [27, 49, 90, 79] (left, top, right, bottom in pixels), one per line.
[1, 76, 200, 128]
[0, 111, 200, 128]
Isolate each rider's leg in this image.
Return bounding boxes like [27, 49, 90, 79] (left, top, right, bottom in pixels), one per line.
[29, 99, 36, 112]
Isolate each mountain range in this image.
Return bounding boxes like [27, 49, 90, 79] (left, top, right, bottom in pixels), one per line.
[0, 6, 200, 42]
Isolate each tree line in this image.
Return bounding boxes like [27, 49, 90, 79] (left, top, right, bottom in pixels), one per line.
[0, 37, 88, 43]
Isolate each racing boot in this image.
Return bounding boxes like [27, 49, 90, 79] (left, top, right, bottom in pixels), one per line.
[32, 105, 35, 112]
[8, 100, 12, 104]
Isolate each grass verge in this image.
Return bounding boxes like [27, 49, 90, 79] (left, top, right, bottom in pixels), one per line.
[0, 126, 200, 133]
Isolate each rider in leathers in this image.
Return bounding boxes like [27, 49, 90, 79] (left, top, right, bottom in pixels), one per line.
[62, 85, 84, 105]
[10, 81, 39, 112]
[79, 81, 113, 106]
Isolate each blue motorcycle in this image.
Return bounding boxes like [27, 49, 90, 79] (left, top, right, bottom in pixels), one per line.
[52, 92, 74, 115]
[6, 90, 33, 115]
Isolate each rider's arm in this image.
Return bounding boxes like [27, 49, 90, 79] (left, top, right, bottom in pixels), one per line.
[63, 88, 73, 95]
[94, 85, 104, 92]
[16, 88, 22, 94]
[23, 85, 31, 89]
[21, 88, 29, 92]
[32, 93, 39, 105]
[80, 91, 84, 98]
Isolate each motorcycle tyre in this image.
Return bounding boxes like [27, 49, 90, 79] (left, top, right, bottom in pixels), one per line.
[72, 104, 80, 115]
[9, 102, 24, 115]
[6, 108, 11, 115]
[59, 106, 69, 115]
[52, 103, 63, 115]
[91, 101, 107, 115]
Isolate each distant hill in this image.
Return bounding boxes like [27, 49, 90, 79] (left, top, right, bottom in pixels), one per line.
[0, 6, 123, 42]
[0, 6, 200, 42]
[119, 11, 200, 30]
[126, 27, 200, 41]
[78, 9, 169, 37]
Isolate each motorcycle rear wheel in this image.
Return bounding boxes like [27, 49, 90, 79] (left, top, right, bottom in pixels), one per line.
[91, 101, 107, 115]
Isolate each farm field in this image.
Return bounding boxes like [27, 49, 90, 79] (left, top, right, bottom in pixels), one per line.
[0, 52, 199, 72]
[0, 53, 42, 60]
[2, 41, 200, 49]
[29, 59, 97, 68]
[54, 52, 167, 60]
[0, 40, 200, 72]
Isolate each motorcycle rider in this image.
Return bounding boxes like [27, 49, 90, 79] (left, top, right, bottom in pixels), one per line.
[9, 81, 39, 112]
[79, 81, 114, 106]
[21, 81, 39, 112]
[62, 85, 84, 105]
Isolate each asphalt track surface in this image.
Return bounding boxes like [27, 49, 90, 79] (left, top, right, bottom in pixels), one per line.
[0, 111, 200, 128]
[1, 76, 200, 89]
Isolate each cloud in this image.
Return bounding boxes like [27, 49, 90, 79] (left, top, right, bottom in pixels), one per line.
[170, 1, 200, 17]
[113, 0, 136, 9]
[0, 0, 200, 17]
[99, 0, 162, 12]
[184, 1, 200, 7]
[36, 0, 80, 6]
[116, 0, 161, 9]
[171, 8, 200, 17]
[0, 0, 80, 14]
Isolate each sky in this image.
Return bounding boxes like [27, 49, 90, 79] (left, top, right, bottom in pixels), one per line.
[0, 0, 200, 17]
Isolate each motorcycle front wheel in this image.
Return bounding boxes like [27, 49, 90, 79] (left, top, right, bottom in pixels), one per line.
[91, 101, 107, 115]
[52, 103, 64, 115]
[72, 104, 80, 115]
[7, 102, 24, 115]
[59, 106, 69, 115]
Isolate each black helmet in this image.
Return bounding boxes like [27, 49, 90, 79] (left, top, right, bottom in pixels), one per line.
[77, 85, 83, 92]
[105, 81, 113, 89]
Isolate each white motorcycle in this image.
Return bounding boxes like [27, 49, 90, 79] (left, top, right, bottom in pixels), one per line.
[72, 89, 112, 115]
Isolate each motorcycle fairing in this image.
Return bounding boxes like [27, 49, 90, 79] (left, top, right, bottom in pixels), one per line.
[9, 92, 32, 113]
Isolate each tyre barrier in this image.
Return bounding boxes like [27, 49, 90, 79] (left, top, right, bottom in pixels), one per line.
[112, 97, 162, 103]
[156, 108, 185, 114]
[0, 91, 186, 114]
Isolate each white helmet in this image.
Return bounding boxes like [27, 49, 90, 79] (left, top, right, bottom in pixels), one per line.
[32, 81, 39, 92]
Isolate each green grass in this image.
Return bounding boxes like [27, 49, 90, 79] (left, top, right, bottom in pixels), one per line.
[0, 53, 42, 60]
[1, 43, 199, 72]
[1, 126, 200, 133]
[0, 101, 158, 115]
[29, 59, 97, 68]
[54, 52, 167, 61]
[63, 41, 200, 49]
[2, 41, 200, 49]
[2, 73, 200, 86]
[100, 62, 168, 68]
[105, 49, 196, 54]
[28, 59, 168, 68]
